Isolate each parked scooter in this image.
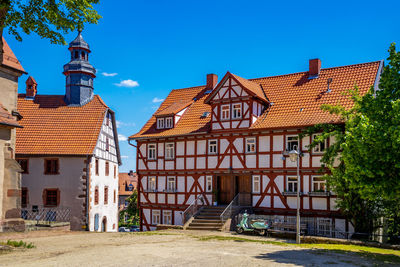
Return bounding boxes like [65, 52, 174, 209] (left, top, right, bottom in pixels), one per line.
[236, 212, 269, 236]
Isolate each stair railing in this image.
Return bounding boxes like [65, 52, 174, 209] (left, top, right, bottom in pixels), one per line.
[220, 193, 241, 223]
[182, 194, 205, 224]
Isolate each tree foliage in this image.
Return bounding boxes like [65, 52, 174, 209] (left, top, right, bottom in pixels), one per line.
[302, 43, 400, 243]
[0, 0, 101, 44]
[119, 189, 139, 227]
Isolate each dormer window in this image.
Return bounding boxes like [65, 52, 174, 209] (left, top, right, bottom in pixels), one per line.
[165, 117, 173, 128]
[232, 103, 242, 119]
[157, 118, 164, 129]
[221, 105, 230, 120]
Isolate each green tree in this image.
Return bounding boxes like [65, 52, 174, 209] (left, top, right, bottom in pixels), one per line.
[119, 189, 139, 226]
[303, 44, 400, 243]
[0, 0, 101, 54]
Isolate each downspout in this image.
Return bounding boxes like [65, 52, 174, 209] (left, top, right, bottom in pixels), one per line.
[86, 155, 92, 231]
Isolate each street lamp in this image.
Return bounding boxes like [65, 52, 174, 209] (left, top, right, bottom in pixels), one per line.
[288, 146, 301, 244]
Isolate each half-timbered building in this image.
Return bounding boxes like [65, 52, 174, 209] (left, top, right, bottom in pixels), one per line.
[129, 59, 383, 233]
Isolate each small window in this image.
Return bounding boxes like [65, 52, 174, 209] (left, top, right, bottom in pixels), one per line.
[114, 165, 116, 179]
[95, 159, 99, 176]
[312, 176, 326, 192]
[44, 189, 59, 207]
[287, 176, 298, 193]
[44, 159, 59, 175]
[208, 140, 218, 154]
[94, 186, 99, 205]
[152, 210, 160, 225]
[163, 210, 172, 225]
[167, 177, 176, 192]
[246, 138, 256, 153]
[201, 112, 210, 118]
[104, 186, 108, 205]
[17, 159, 29, 174]
[206, 176, 212, 192]
[106, 138, 110, 152]
[165, 143, 175, 160]
[149, 177, 156, 191]
[221, 105, 230, 120]
[105, 162, 109, 176]
[124, 200, 129, 207]
[157, 118, 165, 129]
[21, 187, 28, 207]
[312, 134, 327, 153]
[252, 175, 260, 193]
[81, 51, 85, 60]
[165, 117, 173, 128]
[113, 189, 116, 203]
[286, 135, 299, 151]
[148, 144, 156, 160]
[232, 103, 242, 119]
[74, 51, 79, 59]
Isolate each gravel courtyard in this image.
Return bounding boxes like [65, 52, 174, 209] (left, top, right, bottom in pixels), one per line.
[0, 229, 394, 266]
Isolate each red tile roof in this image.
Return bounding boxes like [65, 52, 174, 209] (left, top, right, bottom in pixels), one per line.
[16, 95, 109, 155]
[155, 99, 192, 117]
[0, 102, 21, 128]
[2, 37, 25, 73]
[130, 61, 381, 139]
[119, 172, 137, 196]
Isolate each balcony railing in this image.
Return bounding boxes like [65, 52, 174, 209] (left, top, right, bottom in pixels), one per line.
[20, 205, 71, 224]
[182, 195, 205, 224]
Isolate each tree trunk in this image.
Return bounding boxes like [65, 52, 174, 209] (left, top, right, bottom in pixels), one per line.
[0, 2, 10, 64]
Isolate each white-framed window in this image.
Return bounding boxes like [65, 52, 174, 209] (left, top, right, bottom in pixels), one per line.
[157, 118, 165, 129]
[246, 137, 256, 153]
[206, 176, 213, 192]
[165, 143, 175, 160]
[167, 176, 176, 192]
[208, 140, 218, 154]
[232, 103, 242, 119]
[165, 117, 173, 128]
[163, 210, 172, 225]
[252, 175, 260, 193]
[149, 176, 156, 191]
[148, 144, 156, 160]
[287, 176, 298, 192]
[312, 176, 326, 192]
[312, 134, 327, 153]
[286, 135, 299, 151]
[221, 104, 230, 120]
[152, 210, 160, 225]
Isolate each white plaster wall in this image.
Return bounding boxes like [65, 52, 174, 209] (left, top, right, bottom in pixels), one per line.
[274, 196, 285, 208]
[273, 135, 283, 151]
[176, 158, 184, 169]
[259, 136, 270, 152]
[174, 211, 183, 225]
[273, 154, 283, 168]
[220, 139, 229, 153]
[177, 142, 185, 156]
[196, 157, 205, 169]
[212, 123, 221, 130]
[302, 153, 310, 168]
[186, 158, 194, 169]
[313, 198, 327, 210]
[208, 156, 217, 169]
[312, 156, 322, 168]
[240, 120, 249, 128]
[220, 157, 229, 169]
[148, 161, 156, 170]
[302, 136, 310, 150]
[157, 159, 164, 170]
[245, 155, 256, 168]
[287, 197, 297, 209]
[197, 140, 206, 155]
[303, 196, 310, 209]
[232, 156, 243, 168]
[165, 161, 174, 170]
[259, 155, 270, 168]
[158, 176, 166, 191]
[187, 141, 195, 155]
[139, 144, 146, 157]
[303, 175, 310, 193]
[158, 143, 164, 157]
[330, 197, 339, 211]
[158, 194, 165, 204]
[275, 176, 284, 192]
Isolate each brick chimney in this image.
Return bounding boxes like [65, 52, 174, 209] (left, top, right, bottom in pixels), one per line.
[206, 74, 218, 90]
[309, 59, 321, 78]
[25, 76, 37, 99]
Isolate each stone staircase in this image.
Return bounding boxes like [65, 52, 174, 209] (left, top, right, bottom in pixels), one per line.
[186, 206, 227, 231]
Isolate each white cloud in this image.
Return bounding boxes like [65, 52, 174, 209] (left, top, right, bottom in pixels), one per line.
[118, 134, 128, 141]
[114, 79, 139, 88]
[121, 155, 129, 159]
[116, 120, 136, 128]
[102, 72, 118, 77]
[152, 97, 164, 103]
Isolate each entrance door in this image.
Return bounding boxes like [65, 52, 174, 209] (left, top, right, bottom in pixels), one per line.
[101, 217, 107, 232]
[237, 175, 252, 206]
[217, 175, 234, 204]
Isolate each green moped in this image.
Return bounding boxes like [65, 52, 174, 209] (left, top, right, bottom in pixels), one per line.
[236, 212, 269, 236]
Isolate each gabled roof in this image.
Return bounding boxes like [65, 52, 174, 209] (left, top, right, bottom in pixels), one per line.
[0, 102, 21, 128]
[2, 37, 26, 73]
[155, 99, 192, 117]
[16, 94, 109, 155]
[130, 61, 381, 140]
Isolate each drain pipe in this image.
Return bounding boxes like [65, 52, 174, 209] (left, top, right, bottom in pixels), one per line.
[85, 155, 92, 231]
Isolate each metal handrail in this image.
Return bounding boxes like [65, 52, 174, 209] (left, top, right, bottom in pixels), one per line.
[182, 194, 204, 224]
[220, 193, 241, 222]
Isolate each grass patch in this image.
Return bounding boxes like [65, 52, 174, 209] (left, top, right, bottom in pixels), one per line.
[132, 231, 179, 236]
[1, 240, 35, 249]
[194, 235, 289, 246]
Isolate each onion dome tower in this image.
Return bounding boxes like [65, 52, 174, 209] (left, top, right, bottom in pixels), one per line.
[63, 31, 96, 106]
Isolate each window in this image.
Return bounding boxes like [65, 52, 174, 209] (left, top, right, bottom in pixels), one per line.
[252, 175, 260, 193]
[312, 176, 326, 192]
[232, 103, 242, 119]
[221, 104, 230, 120]
[124, 200, 129, 207]
[74, 51, 78, 59]
[95, 159, 99, 176]
[208, 140, 217, 154]
[246, 138, 256, 153]
[165, 143, 175, 160]
[149, 177, 156, 191]
[312, 134, 327, 153]
[17, 159, 29, 174]
[44, 189, 59, 207]
[157, 118, 165, 129]
[206, 176, 212, 192]
[21, 187, 28, 207]
[163, 210, 172, 225]
[286, 135, 299, 151]
[165, 117, 173, 128]
[105, 162, 109, 176]
[104, 186, 108, 205]
[44, 159, 59, 174]
[148, 144, 156, 160]
[152, 210, 160, 225]
[113, 189, 116, 203]
[287, 176, 298, 192]
[167, 177, 176, 192]
[106, 138, 109, 152]
[94, 186, 99, 205]
[114, 165, 116, 178]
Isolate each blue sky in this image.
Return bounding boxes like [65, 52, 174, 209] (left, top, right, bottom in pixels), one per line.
[6, 0, 400, 172]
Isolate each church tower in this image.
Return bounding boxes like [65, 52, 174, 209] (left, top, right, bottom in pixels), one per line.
[63, 31, 96, 106]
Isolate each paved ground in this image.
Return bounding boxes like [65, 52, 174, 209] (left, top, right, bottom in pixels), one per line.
[0, 229, 388, 266]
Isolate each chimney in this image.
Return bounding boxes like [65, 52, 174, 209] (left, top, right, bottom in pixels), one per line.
[206, 74, 218, 90]
[129, 170, 134, 177]
[25, 76, 37, 99]
[309, 58, 321, 78]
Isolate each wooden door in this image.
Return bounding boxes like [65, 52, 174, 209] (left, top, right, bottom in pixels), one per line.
[238, 175, 252, 206]
[218, 175, 233, 204]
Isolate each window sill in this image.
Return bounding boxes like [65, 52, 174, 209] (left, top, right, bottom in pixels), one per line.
[147, 159, 157, 161]
[165, 158, 175, 161]
[282, 191, 303, 196]
[245, 152, 257, 154]
[44, 173, 60, 175]
[308, 191, 331, 197]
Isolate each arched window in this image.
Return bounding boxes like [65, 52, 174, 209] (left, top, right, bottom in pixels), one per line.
[75, 51, 79, 59]
[81, 51, 85, 60]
